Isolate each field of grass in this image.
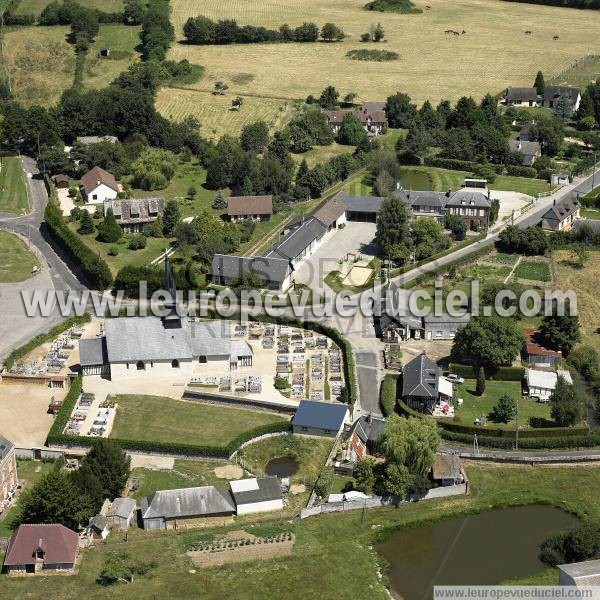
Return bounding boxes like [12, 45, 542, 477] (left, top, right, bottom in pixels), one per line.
[110, 394, 287, 446]
[169, 0, 600, 106]
[293, 142, 355, 168]
[130, 458, 237, 501]
[580, 207, 600, 220]
[0, 156, 29, 214]
[2, 25, 74, 106]
[551, 54, 600, 89]
[513, 260, 552, 282]
[155, 87, 296, 140]
[5, 463, 600, 596]
[448, 379, 554, 429]
[0, 232, 40, 283]
[13, 0, 123, 14]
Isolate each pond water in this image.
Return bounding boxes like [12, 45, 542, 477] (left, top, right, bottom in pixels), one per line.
[265, 456, 299, 478]
[397, 169, 433, 191]
[376, 505, 578, 600]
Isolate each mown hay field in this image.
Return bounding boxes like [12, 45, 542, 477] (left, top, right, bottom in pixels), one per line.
[155, 87, 297, 140]
[13, 0, 123, 14]
[169, 0, 600, 105]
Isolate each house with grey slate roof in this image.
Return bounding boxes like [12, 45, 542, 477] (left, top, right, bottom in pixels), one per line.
[210, 254, 293, 291]
[401, 353, 440, 414]
[509, 139, 542, 166]
[542, 86, 581, 112]
[229, 477, 283, 515]
[504, 87, 540, 107]
[541, 195, 580, 231]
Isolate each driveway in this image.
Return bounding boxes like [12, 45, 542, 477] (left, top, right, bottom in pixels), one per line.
[294, 222, 378, 292]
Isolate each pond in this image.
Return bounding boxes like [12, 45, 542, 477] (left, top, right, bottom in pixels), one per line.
[397, 168, 433, 191]
[376, 505, 578, 600]
[265, 456, 299, 478]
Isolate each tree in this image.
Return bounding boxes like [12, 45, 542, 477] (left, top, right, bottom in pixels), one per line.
[212, 191, 228, 210]
[131, 148, 177, 191]
[78, 209, 95, 235]
[385, 92, 417, 129]
[489, 198, 500, 225]
[539, 304, 581, 355]
[444, 213, 467, 241]
[123, 0, 145, 25]
[354, 459, 376, 494]
[554, 94, 574, 121]
[567, 345, 599, 382]
[476, 366, 486, 396]
[97, 551, 157, 585]
[371, 22, 385, 42]
[534, 70, 545, 96]
[163, 199, 181, 236]
[491, 393, 517, 424]
[240, 120, 270, 153]
[572, 243, 590, 268]
[337, 113, 368, 146]
[294, 21, 319, 42]
[97, 208, 123, 243]
[314, 467, 333, 497]
[320, 22, 345, 42]
[375, 195, 411, 260]
[79, 439, 131, 501]
[231, 96, 243, 110]
[452, 316, 526, 369]
[410, 217, 450, 260]
[551, 376, 582, 427]
[70, 6, 99, 43]
[380, 462, 414, 498]
[183, 15, 216, 44]
[318, 85, 339, 109]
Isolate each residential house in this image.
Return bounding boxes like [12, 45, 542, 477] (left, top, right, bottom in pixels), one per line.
[229, 477, 283, 515]
[509, 139, 542, 166]
[526, 368, 573, 402]
[518, 124, 533, 142]
[52, 174, 70, 189]
[76, 135, 118, 146]
[0, 435, 17, 506]
[401, 353, 440, 414]
[361, 101, 386, 113]
[348, 414, 387, 461]
[523, 327, 562, 367]
[3, 524, 78, 574]
[432, 454, 464, 487]
[312, 197, 347, 231]
[559, 559, 600, 586]
[106, 497, 137, 529]
[542, 86, 581, 112]
[265, 217, 328, 268]
[140, 486, 236, 530]
[504, 87, 540, 106]
[80, 166, 119, 205]
[104, 197, 164, 233]
[541, 195, 580, 231]
[422, 313, 471, 341]
[210, 254, 293, 292]
[227, 195, 273, 222]
[394, 189, 449, 222]
[444, 191, 491, 230]
[324, 107, 387, 136]
[291, 399, 349, 437]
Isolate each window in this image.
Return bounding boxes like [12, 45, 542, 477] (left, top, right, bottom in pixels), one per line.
[171, 359, 180, 369]
[199, 356, 207, 364]
[136, 361, 145, 371]
[92, 194, 97, 200]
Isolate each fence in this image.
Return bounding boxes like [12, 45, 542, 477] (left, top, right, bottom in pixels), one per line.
[183, 389, 297, 415]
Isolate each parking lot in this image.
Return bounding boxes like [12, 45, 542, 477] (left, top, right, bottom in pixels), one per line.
[294, 222, 378, 293]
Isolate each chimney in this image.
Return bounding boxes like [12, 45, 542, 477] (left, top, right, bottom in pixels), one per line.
[96, 180, 101, 186]
[367, 413, 372, 423]
[446, 189, 451, 198]
[553, 199, 556, 206]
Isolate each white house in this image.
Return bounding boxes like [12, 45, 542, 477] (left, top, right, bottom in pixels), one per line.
[526, 368, 573, 402]
[229, 477, 283, 515]
[80, 166, 119, 204]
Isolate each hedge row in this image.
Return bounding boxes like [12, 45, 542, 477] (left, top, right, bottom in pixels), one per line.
[44, 201, 113, 289]
[396, 399, 591, 445]
[4, 314, 91, 370]
[423, 157, 538, 180]
[380, 373, 399, 417]
[47, 377, 291, 456]
[447, 364, 525, 381]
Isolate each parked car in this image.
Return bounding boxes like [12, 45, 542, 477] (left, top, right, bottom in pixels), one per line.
[446, 374, 465, 385]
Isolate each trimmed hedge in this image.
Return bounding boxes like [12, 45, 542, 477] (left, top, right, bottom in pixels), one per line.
[504, 165, 538, 179]
[4, 314, 91, 370]
[447, 364, 525, 381]
[380, 373, 399, 417]
[424, 157, 540, 181]
[44, 201, 113, 289]
[47, 377, 291, 456]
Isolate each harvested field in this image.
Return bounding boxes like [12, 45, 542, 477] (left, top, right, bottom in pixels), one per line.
[169, 0, 600, 105]
[155, 87, 296, 140]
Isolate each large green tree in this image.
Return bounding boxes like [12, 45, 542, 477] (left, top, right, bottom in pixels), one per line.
[534, 71, 545, 95]
[162, 199, 181, 236]
[550, 376, 582, 427]
[97, 208, 123, 243]
[240, 120, 270, 153]
[375, 195, 411, 260]
[539, 305, 580, 355]
[385, 92, 417, 129]
[337, 113, 368, 146]
[79, 439, 131, 501]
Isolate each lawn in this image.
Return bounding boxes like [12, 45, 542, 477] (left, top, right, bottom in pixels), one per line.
[0, 459, 56, 538]
[551, 54, 600, 89]
[4, 463, 600, 597]
[155, 87, 296, 140]
[130, 458, 239, 501]
[293, 142, 355, 168]
[580, 207, 600, 220]
[447, 379, 554, 430]
[3, 25, 74, 106]
[0, 232, 40, 283]
[0, 156, 29, 214]
[109, 394, 287, 447]
[513, 260, 552, 282]
[169, 0, 600, 106]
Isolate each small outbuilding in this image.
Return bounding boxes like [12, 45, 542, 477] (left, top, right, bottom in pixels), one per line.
[229, 477, 283, 515]
[432, 454, 463, 487]
[88, 514, 109, 541]
[292, 400, 348, 437]
[526, 368, 573, 402]
[106, 497, 137, 529]
[52, 174, 70, 189]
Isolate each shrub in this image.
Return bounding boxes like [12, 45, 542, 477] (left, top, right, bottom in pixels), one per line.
[127, 234, 147, 250]
[380, 373, 399, 417]
[346, 49, 399, 61]
[108, 245, 119, 256]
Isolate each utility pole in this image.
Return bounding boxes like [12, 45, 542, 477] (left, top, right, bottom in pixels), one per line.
[515, 396, 519, 450]
[593, 152, 597, 192]
[473, 434, 479, 455]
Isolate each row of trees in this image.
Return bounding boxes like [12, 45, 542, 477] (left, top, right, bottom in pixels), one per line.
[183, 16, 345, 45]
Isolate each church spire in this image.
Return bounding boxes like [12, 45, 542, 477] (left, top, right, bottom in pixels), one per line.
[162, 252, 182, 329]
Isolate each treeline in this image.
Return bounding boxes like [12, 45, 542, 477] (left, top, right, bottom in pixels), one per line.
[504, 0, 600, 8]
[183, 16, 345, 45]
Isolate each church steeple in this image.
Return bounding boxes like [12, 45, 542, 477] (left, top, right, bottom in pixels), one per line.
[162, 253, 182, 329]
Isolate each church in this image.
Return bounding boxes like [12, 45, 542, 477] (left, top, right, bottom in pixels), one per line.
[79, 258, 253, 381]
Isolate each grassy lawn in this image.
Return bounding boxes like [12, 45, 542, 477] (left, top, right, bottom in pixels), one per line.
[4, 463, 600, 596]
[0, 231, 40, 283]
[331, 473, 355, 493]
[293, 142, 355, 168]
[513, 260, 552, 282]
[3, 25, 74, 106]
[580, 207, 600, 220]
[493, 175, 551, 196]
[130, 458, 239, 501]
[0, 156, 29, 214]
[169, 0, 600, 106]
[448, 379, 554, 430]
[0, 459, 56, 538]
[110, 395, 287, 447]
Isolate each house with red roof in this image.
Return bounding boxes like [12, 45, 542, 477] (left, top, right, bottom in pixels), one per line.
[3, 524, 79, 575]
[80, 166, 119, 205]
